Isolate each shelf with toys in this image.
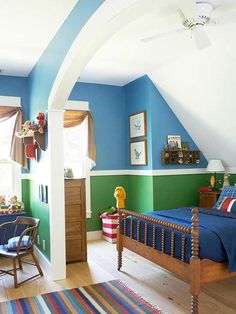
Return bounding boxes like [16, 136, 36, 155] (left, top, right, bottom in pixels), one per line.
[0, 195, 24, 214]
[15, 112, 47, 159]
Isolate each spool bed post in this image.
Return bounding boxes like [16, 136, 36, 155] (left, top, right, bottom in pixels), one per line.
[190, 208, 200, 314]
[114, 187, 126, 271]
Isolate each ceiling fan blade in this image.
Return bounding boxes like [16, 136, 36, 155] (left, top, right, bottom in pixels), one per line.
[210, 10, 236, 26]
[178, 0, 197, 19]
[141, 28, 187, 43]
[191, 25, 211, 49]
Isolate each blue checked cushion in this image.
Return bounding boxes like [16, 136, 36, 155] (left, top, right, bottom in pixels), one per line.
[215, 186, 236, 209]
[7, 235, 31, 251]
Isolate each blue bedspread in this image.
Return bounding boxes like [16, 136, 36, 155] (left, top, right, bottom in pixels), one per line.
[124, 208, 236, 272]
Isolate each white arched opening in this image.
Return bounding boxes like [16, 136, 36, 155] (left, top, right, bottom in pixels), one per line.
[47, 0, 166, 279]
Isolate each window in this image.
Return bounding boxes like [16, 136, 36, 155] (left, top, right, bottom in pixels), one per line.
[63, 117, 92, 217]
[0, 114, 21, 198]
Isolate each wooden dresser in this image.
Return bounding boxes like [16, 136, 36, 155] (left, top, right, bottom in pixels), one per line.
[65, 179, 87, 263]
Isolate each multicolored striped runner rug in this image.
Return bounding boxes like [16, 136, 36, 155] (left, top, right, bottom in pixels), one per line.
[0, 280, 161, 313]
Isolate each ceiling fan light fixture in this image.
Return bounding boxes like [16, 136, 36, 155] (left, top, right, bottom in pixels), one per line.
[183, 2, 214, 28]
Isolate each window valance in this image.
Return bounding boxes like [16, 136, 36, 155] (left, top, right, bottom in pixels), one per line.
[0, 106, 28, 169]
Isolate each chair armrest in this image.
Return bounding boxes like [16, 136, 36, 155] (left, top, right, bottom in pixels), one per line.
[17, 226, 36, 254]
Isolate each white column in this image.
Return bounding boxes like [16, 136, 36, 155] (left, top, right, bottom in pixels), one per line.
[47, 109, 66, 280]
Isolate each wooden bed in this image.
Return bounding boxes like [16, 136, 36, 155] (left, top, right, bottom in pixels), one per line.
[114, 187, 236, 314]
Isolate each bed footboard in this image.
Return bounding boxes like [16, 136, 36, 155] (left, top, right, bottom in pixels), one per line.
[114, 187, 200, 314]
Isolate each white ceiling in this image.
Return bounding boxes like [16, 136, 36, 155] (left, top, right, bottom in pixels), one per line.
[80, 0, 236, 86]
[0, 0, 77, 77]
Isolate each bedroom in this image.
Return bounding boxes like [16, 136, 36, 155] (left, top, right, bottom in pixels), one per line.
[0, 0, 236, 313]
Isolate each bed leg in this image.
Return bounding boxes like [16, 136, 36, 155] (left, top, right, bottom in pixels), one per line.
[117, 251, 122, 271]
[190, 208, 201, 314]
[117, 227, 123, 271]
[191, 295, 199, 314]
[114, 187, 126, 271]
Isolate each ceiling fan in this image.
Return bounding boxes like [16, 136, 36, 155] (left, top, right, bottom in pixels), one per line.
[141, 0, 236, 49]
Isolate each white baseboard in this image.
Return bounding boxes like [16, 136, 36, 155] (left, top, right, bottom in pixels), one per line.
[87, 230, 102, 241]
[34, 245, 52, 278]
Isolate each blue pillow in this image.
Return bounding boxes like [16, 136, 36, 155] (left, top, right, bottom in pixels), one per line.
[214, 186, 236, 209]
[7, 235, 31, 251]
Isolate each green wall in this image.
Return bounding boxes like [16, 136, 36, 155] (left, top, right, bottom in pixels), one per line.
[89, 175, 128, 232]
[125, 176, 154, 212]
[22, 179, 50, 260]
[88, 172, 212, 232]
[22, 173, 236, 241]
[153, 174, 211, 209]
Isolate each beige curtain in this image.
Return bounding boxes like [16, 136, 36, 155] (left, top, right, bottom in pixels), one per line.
[64, 110, 96, 164]
[0, 106, 28, 169]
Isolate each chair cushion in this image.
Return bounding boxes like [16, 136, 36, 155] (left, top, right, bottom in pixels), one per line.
[218, 197, 236, 213]
[7, 235, 31, 251]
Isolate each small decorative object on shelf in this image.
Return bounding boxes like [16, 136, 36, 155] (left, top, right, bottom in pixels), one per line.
[182, 141, 189, 151]
[64, 168, 74, 179]
[15, 112, 47, 159]
[161, 149, 200, 165]
[223, 172, 230, 188]
[0, 195, 24, 214]
[167, 135, 182, 150]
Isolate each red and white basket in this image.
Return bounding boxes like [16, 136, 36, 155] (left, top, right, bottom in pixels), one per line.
[100, 213, 119, 243]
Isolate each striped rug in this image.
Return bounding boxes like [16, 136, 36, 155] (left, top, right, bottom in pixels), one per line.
[0, 280, 161, 313]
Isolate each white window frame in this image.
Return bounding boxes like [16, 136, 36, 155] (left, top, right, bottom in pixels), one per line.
[64, 100, 92, 218]
[0, 96, 22, 200]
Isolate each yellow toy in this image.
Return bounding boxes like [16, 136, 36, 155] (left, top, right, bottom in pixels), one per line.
[114, 186, 126, 209]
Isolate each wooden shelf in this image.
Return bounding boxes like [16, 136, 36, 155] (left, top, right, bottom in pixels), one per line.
[161, 149, 200, 165]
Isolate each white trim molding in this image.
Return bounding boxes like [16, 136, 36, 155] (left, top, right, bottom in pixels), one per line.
[65, 100, 89, 111]
[34, 246, 52, 278]
[90, 168, 208, 176]
[87, 230, 102, 241]
[0, 96, 21, 107]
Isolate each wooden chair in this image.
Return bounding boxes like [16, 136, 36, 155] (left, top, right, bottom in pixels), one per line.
[0, 216, 43, 288]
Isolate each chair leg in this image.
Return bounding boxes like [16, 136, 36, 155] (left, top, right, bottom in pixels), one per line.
[12, 259, 18, 288]
[31, 252, 43, 276]
[18, 258, 22, 270]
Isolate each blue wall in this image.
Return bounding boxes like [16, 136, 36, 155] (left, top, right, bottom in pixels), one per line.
[124, 76, 154, 169]
[28, 0, 104, 121]
[0, 75, 207, 171]
[125, 75, 207, 169]
[69, 82, 127, 170]
[0, 76, 30, 119]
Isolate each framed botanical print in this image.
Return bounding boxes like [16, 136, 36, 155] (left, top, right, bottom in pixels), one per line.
[129, 111, 146, 138]
[130, 140, 147, 166]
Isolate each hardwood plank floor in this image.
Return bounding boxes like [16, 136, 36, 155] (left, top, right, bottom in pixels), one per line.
[0, 240, 236, 313]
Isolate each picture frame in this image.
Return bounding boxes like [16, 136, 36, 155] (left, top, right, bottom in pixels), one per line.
[42, 185, 48, 203]
[129, 111, 146, 139]
[39, 184, 48, 203]
[167, 135, 182, 150]
[130, 140, 147, 166]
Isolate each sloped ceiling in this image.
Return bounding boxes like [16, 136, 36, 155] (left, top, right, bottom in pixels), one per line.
[148, 42, 236, 171]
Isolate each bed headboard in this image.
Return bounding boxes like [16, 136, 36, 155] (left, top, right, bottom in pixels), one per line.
[214, 186, 236, 208]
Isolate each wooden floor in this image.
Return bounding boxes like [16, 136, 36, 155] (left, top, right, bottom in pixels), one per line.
[1, 240, 236, 313]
